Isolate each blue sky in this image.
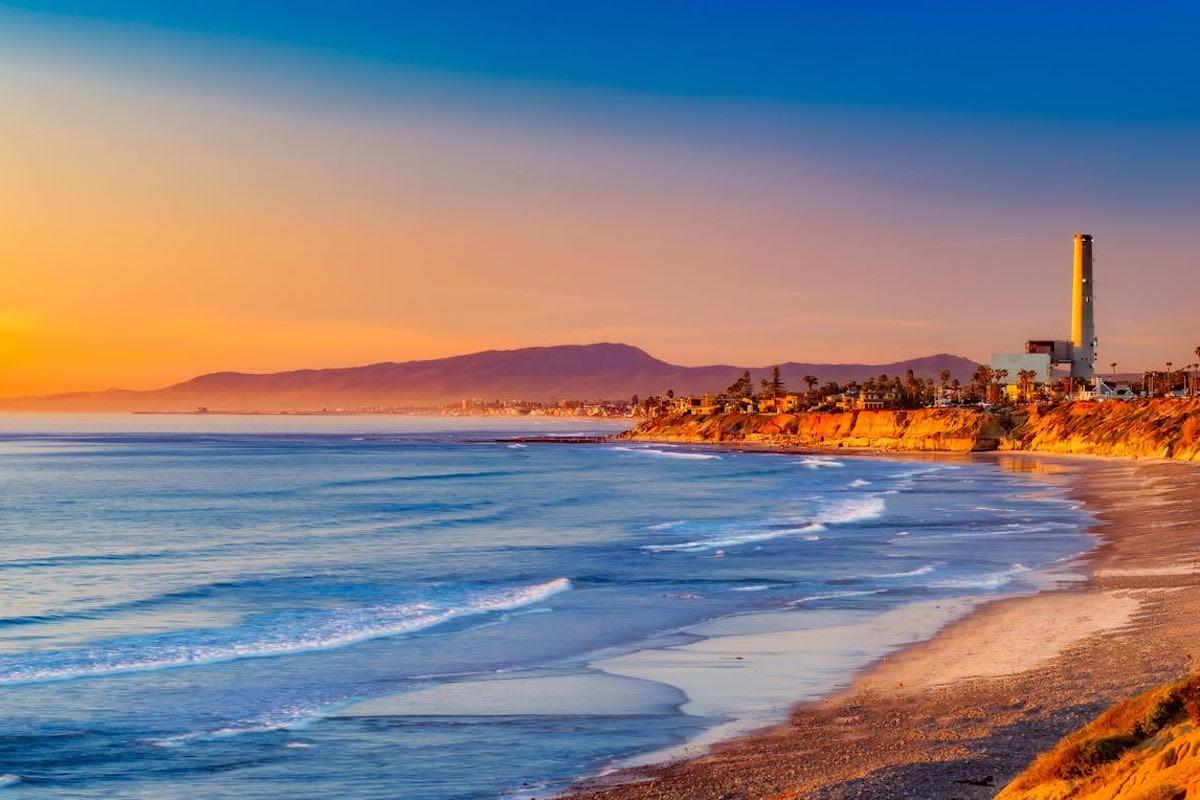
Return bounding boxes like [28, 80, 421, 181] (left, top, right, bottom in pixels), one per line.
[0, 2, 1197, 392]
[7, 0, 1198, 120]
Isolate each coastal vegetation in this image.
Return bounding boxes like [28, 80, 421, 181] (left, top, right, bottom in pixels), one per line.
[998, 675, 1200, 800]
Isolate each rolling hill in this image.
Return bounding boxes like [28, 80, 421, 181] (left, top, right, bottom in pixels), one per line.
[0, 343, 980, 412]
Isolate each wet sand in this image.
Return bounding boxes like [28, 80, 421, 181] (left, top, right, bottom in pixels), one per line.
[562, 453, 1200, 800]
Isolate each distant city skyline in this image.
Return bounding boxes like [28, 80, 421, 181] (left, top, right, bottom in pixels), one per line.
[1, 2, 1198, 396]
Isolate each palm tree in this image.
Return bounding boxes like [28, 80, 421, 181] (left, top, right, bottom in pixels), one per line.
[969, 365, 991, 403]
[802, 375, 819, 394]
[1110, 362, 1117, 377]
[1016, 369, 1037, 403]
[991, 369, 1009, 404]
[1195, 348, 1200, 395]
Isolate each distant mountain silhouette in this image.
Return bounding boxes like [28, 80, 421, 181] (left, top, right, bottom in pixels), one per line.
[0, 343, 980, 412]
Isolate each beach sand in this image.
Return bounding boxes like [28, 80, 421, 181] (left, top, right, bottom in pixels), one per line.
[561, 453, 1200, 800]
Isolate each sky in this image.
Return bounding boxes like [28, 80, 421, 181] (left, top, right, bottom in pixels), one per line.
[1, 1, 1198, 396]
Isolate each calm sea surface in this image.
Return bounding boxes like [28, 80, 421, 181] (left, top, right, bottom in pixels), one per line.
[0, 415, 1092, 798]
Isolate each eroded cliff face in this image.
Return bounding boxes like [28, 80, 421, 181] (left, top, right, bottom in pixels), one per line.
[625, 400, 1200, 460]
[625, 408, 1008, 452]
[1003, 400, 1200, 461]
[998, 676, 1200, 800]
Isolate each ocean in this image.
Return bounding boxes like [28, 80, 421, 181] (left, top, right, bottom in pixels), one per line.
[0, 415, 1093, 798]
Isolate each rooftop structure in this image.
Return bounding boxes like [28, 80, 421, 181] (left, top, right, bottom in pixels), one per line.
[992, 233, 1098, 385]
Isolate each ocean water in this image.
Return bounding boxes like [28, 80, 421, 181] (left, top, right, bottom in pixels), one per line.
[0, 415, 1093, 799]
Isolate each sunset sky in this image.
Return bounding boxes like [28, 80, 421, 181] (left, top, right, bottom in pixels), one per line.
[2, 2, 1198, 396]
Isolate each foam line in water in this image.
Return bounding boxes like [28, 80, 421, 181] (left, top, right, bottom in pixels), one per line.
[609, 446, 719, 460]
[641, 495, 886, 553]
[789, 589, 887, 605]
[0, 578, 571, 686]
[641, 523, 826, 553]
[854, 563, 941, 579]
[149, 702, 335, 747]
[929, 563, 1030, 590]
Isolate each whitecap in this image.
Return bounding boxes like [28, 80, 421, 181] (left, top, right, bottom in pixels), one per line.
[610, 447, 719, 460]
[817, 495, 886, 525]
[795, 457, 845, 469]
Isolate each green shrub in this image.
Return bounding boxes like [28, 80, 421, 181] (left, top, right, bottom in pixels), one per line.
[1072, 734, 1139, 772]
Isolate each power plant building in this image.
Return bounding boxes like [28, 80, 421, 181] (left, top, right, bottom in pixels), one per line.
[991, 234, 1097, 385]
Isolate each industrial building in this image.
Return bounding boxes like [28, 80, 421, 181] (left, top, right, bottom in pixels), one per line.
[991, 234, 1097, 388]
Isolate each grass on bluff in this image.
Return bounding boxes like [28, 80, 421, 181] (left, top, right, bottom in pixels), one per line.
[1013, 674, 1200, 791]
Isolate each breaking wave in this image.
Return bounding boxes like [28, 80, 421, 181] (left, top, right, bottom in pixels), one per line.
[796, 457, 845, 469]
[789, 589, 887, 606]
[929, 564, 1031, 590]
[0, 579, 571, 687]
[642, 495, 886, 553]
[609, 446, 720, 460]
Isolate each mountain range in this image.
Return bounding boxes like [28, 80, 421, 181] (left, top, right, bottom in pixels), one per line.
[0, 344, 980, 412]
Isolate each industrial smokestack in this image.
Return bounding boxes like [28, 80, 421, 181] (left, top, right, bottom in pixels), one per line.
[1070, 233, 1095, 379]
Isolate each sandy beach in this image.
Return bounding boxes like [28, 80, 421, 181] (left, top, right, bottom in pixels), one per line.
[563, 452, 1200, 800]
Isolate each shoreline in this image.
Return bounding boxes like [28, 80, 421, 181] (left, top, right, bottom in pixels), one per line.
[561, 451, 1200, 799]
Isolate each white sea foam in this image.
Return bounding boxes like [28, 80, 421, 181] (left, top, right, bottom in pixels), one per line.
[0, 578, 572, 687]
[0, 775, 18, 788]
[646, 520, 686, 531]
[610, 446, 719, 460]
[818, 495, 886, 524]
[849, 478, 871, 487]
[795, 457, 844, 469]
[929, 563, 1030, 590]
[642, 495, 885, 553]
[150, 702, 332, 748]
[856, 563, 941, 579]
[789, 589, 886, 606]
[642, 523, 827, 553]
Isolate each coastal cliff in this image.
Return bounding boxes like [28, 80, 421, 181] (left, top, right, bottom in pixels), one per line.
[626, 408, 1008, 452]
[998, 676, 1200, 800]
[623, 399, 1200, 460]
[1001, 400, 1200, 460]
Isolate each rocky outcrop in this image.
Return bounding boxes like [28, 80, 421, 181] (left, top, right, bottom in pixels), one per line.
[998, 676, 1200, 800]
[624, 400, 1200, 460]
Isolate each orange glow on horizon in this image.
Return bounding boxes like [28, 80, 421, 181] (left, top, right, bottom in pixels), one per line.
[3, 39, 1197, 398]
